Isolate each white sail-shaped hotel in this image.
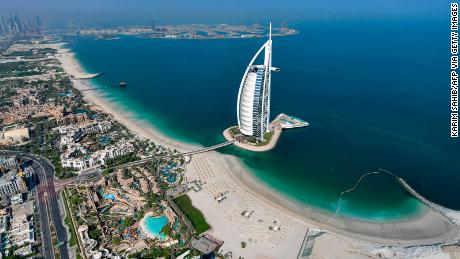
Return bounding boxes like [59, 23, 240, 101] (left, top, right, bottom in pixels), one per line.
[237, 23, 279, 141]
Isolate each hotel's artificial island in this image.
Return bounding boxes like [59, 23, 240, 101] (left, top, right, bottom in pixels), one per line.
[224, 23, 309, 152]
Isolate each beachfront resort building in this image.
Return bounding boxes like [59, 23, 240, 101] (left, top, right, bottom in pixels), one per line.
[236, 23, 279, 141]
[60, 140, 134, 171]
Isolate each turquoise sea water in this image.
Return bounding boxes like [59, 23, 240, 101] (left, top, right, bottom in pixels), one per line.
[143, 215, 168, 239]
[67, 20, 460, 221]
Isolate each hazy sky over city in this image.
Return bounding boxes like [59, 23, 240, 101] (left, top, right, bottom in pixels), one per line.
[0, 0, 451, 27]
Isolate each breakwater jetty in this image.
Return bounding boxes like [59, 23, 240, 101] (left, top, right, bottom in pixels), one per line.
[397, 178, 460, 226]
[327, 169, 460, 228]
[73, 72, 104, 80]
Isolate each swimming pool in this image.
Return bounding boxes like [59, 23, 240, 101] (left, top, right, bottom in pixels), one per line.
[103, 193, 116, 201]
[142, 214, 169, 240]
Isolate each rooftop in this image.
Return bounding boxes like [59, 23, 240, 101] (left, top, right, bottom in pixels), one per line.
[191, 236, 219, 255]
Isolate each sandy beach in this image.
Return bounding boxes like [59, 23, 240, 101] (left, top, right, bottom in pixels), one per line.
[54, 43, 198, 153]
[54, 43, 460, 258]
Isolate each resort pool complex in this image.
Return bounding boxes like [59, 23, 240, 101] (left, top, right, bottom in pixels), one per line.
[142, 215, 169, 240]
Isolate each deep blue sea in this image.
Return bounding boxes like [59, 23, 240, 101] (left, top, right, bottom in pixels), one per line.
[67, 20, 460, 221]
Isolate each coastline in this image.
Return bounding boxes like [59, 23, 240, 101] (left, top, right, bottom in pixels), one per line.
[54, 43, 199, 153]
[75, 79, 198, 153]
[223, 155, 459, 245]
[54, 42, 460, 256]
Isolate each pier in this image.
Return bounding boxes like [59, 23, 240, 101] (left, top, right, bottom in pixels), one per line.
[72, 72, 104, 80]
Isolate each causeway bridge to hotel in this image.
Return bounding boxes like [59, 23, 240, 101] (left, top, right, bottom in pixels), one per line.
[113, 140, 236, 168]
[181, 140, 235, 155]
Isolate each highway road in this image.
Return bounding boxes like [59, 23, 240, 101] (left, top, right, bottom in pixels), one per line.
[54, 169, 101, 191]
[1, 150, 69, 259]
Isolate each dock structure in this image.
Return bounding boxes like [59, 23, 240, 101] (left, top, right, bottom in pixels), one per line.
[271, 113, 309, 129]
[72, 72, 104, 80]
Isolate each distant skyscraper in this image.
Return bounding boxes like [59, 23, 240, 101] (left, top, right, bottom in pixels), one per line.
[0, 14, 42, 35]
[26, 19, 34, 32]
[7, 15, 15, 35]
[237, 23, 278, 141]
[0, 16, 5, 35]
[35, 16, 42, 28]
[12, 13, 23, 34]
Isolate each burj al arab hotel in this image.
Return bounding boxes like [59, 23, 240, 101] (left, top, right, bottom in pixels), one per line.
[237, 23, 279, 141]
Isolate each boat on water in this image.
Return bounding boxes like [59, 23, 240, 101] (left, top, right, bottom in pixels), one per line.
[119, 81, 127, 87]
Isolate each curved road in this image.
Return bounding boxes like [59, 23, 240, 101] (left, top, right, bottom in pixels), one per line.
[1, 150, 69, 259]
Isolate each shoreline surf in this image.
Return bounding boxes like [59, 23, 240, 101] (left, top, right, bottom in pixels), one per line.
[54, 42, 460, 247]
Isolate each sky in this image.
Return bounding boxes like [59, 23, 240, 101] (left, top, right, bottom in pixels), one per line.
[0, 0, 451, 27]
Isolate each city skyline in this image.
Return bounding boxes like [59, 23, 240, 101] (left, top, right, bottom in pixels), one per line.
[0, 0, 449, 28]
[0, 13, 42, 36]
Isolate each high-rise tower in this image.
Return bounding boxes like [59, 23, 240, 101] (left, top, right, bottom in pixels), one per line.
[236, 23, 278, 141]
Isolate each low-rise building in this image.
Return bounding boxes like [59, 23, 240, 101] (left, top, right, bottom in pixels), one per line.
[10, 194, 23, 205]
[14, 244, 33, 257]
[95, 141, 134, 166]
[58, 113, 88, 126]
[0, 172, 27, 196]
[61, 141, 134, 171]
[191, 236, 219, 255]
[61, 155, 96, 171]
[0, 215, 8, 235]
[0, 157, 18, 171]
[9, 214, 35, 247]
[9, 201, 35, 247]
[98, 121, 112, 132]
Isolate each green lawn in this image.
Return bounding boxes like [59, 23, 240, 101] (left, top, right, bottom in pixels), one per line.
[255, 131, 274, 146]
[62, 190, 78, 247]
[173, 195, 210, 234]
[229, 126, 241, 137]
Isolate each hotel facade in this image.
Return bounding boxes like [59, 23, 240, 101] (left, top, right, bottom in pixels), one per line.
[237, 23, 278, 141]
